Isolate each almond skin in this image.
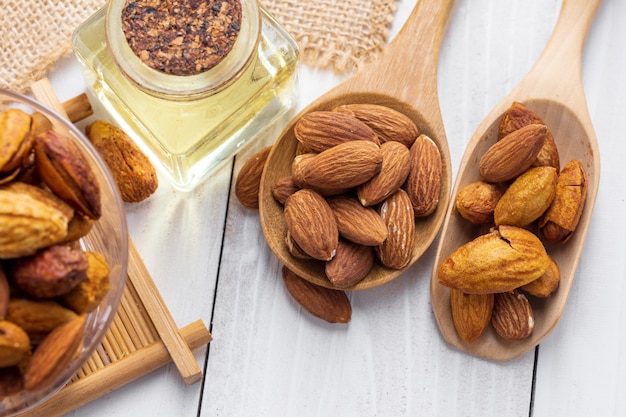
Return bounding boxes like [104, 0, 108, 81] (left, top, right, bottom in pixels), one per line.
[327, 195, 388, 246]
[284, 189, 338, 261]
[491, 290, 534, 340]
[405, 134, 442, 217]
[479, 123, 547, 183]
[294, 110, 379, 152]
[282, 266, 351, 323]
[292, 140, 383, 191]
[235, 146, 272, 209]
[333, 104, 418, 148]
[438, 225, 550, 294]
[450, 289, 494, 344]
[375, 189, 415, 269]
[325, 240, 374, 288]
[357, 140, 411, 206]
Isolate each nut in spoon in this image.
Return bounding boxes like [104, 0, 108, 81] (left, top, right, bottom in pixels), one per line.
[431, 0, 602, 361]
[259, 0, 456, 290]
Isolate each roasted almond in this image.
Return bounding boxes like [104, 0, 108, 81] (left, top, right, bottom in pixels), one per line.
[294, 110, 379, 152]
[0, 320, 31, 368]
[86, 120, 158, 203]
[333, 104, 418, 148]
[35, 129, 102, 220]
[235, 146, 272, 209]
[521, 255, 560, 298]
[405, 134, 442, 217]
[438, 225, 550, 294]
[539, 159, 587, 243]
[282, 266, 351, 323]
[375, 189, 415, 269]
[327, 195, 388, 246]
[0, 265, 9, 320]
[357, 140, 411, 206]
[494, 166, 558, 227]
[284, 189, 338, 261]
[455, 181, 504, 224]
[7, 299, 78, 342]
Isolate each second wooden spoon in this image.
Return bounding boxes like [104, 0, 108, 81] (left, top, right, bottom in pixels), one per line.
[431, 0, 602, 361]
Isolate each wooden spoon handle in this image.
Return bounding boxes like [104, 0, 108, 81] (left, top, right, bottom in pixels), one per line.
[338, 0, 455, 132]
[514, 0, 602, 100]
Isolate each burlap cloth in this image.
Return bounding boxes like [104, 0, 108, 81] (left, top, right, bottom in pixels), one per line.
[0, 0, 398, 93]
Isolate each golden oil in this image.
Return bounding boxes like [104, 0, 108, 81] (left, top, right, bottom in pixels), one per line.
[72, 1, 299, 191]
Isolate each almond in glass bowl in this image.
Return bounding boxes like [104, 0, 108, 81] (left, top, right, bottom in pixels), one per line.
[0, 89, 127, 416]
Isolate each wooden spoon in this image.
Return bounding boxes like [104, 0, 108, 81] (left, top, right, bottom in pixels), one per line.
[431, 0, 602, 361]
[258, 0, 455, 290]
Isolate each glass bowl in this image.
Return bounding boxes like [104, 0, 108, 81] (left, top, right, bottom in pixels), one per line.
[0, 89, 128, 415]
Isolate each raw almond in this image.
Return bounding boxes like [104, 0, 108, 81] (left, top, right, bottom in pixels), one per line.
[325, 240, 374, 288]
[284, 189, 338, 261]
[333, 103, 418, 148]
[294, 110, 379, 152]
[271, 176, 300, 205]
[491, 290, 534, 340]
[235, 146, 272, 209]
[498, 101, 560, 169]
[479, 123, 547, 183]
[291, 153, 352, 196]
[285, 231, 313, 260]
[291, 140, 383, 191]
[282, 266, 351, 323]
[23, 314, 86, 390]
[450, 289, 494, 344]
[357, 140, 411, 206]
[327, 195, 388, 246]
[375, 189, 415, 269]
[405, 134, 442, 217]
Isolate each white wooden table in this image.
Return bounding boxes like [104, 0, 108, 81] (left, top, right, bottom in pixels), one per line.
[43, 0, 626, 415]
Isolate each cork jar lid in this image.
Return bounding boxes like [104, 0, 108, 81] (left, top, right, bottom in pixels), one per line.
[105, 0, 261, 98]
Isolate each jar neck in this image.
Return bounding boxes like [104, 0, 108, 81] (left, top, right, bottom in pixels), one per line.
[105, 0, 261, 100]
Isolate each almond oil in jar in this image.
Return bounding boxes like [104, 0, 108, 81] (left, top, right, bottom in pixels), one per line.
[72, 0, 299, 191]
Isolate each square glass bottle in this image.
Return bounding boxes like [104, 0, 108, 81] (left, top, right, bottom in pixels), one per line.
[72, 0, 299, 191]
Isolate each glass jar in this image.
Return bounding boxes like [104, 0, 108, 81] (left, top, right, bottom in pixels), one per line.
[72, 0, 299, 191]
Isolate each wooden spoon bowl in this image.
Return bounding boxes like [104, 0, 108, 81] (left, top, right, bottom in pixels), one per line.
[259, 0, 456, 290]
[431, 0, 602, 361]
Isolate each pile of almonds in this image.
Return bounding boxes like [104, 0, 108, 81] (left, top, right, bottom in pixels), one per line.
[437, 102, 587, 343]
[0, 108, 111, 395]
[236, 103, 443, 323]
